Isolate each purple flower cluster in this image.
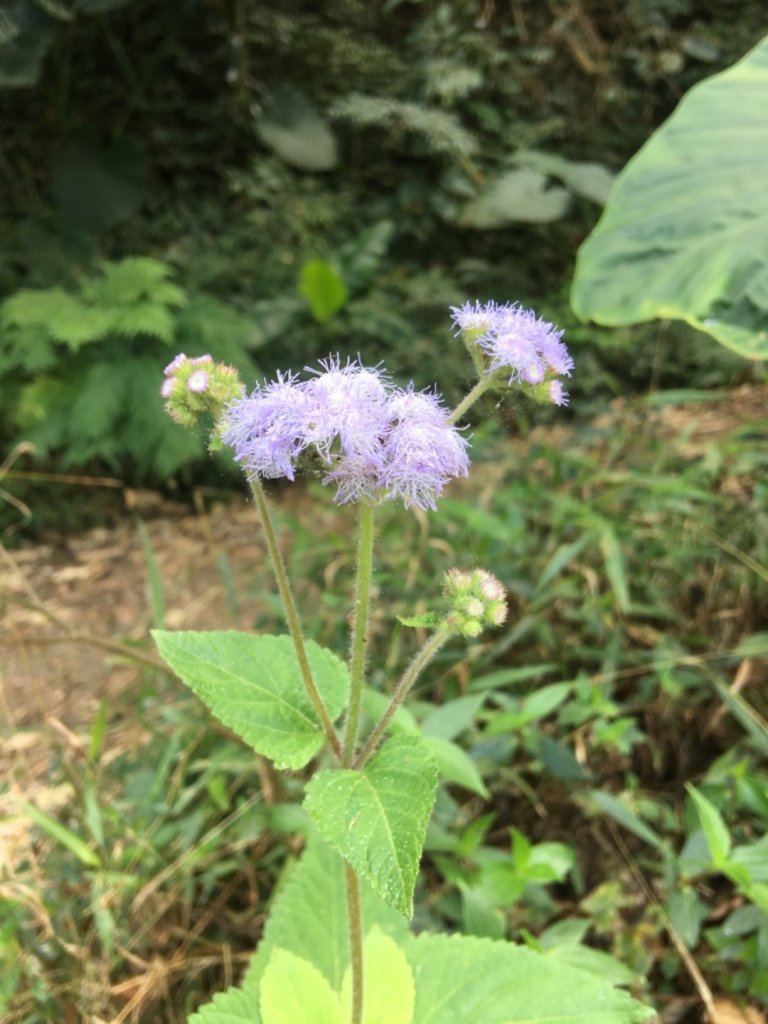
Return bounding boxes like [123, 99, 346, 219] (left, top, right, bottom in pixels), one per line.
[450, 301, 573, 405]
[221, 357, 469, 510]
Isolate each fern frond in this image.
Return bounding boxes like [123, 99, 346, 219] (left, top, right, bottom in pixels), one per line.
[1, 323, 58, 371]
[84, 257, 181, 307]
[110, 302, 174, 341]
[3, 288, 112, 347]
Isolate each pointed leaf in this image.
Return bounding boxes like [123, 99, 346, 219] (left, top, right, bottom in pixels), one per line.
[260, 950, 343, 1024]
[341, 928, 415, 1024]
[304, 734, 437, 916]
[240, 836, 408, 1000]
[152, 631, 348, 769]
[424, 736, 489, 799]
[408, 933, 654, 1023]
[299, 259, 348, 322]
[687, 784, 731, 866]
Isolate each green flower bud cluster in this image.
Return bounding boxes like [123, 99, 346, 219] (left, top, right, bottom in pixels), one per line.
[161, 354, 243, 446]
[443, 568, 507, 638]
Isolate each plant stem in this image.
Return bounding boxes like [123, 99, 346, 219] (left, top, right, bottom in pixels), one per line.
[343, 502, 376, 765]
[355, 626, 452, 768]
[448, 376, 494, 425]
[345, 861, 364, 1024]
[248, 479, 342, 759]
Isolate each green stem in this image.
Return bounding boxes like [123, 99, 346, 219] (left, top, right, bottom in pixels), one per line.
[248, 479, 342, 760]
[448, 376, 494, 425]
[345, 861, 364, 1024]
[343, 503, 376, 765]
[355, 626, 452, 768]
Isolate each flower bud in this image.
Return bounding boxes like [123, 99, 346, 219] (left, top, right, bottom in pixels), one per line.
[443, 567, 507, 637]
[161, 354, 244, 444]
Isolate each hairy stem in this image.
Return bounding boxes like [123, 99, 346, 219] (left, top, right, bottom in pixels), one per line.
[343, 502, 376, 765]
[448, 376, 494, 425]
[249, 479, 342, 759]
[355, 626, 452, 768]
[345, 861, 364, 1024]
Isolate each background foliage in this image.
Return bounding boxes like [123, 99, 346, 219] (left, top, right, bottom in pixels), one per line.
[2, 2, 768, 1022]
[1, 0, 765, 498]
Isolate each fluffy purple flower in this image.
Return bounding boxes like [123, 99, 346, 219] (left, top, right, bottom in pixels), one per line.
[221, 359, 470, 510]
[221, 372, 311, 480]
[304, 357, 390, 459]
[451, 301, 574, 397]
[449, 300, 500, 337]
[548, 380, 569, 406]
[380, 387, 470, 510]
[482, 304, 573, 384]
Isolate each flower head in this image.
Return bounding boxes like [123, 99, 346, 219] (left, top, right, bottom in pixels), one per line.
[451, 300, 574, 404]
[381, 387, 470, 510]
[220, 359, 470, 511]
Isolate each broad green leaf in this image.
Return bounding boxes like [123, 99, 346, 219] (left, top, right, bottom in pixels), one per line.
[423, 736, 489, 799]
[299, 259, 348, 322]
[304, 734, 438, 916]
[571, 34, 768, 359]
[341, 928, 415, 1024]
[542, 945, 639, 987]
[459, 168, 570, 227]
[686, 784, 731, 866]
[190, 836, 408, 1024]
[152, 631, 348, 769]
[260, 950, 343, 1024]
[408, 933, 654, 1023]
[256, 85, 338, 170]
[239, 836, 408, 1002]
[515, 150, 617, 205]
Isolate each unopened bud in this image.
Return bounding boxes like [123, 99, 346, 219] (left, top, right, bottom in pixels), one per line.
[443, 567, 507, 637]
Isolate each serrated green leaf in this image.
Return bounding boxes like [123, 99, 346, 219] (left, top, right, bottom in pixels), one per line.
[152, 631, 348, 769]
[239, 836, 408, 1003]
[341, 928, 415, 1024]
[408, 933, 654, 1023]
[686, 784, 731, 866]
[571, 33, 768, 359]
[261, 950, 343, 1024]
[304, 734, 437, 916]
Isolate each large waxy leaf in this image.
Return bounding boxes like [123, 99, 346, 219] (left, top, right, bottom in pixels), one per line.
[408, 933, 654, 1023]
[304, 734, 438, 917]
[152, 631, 348, 769]
[571, 33, 768, 359]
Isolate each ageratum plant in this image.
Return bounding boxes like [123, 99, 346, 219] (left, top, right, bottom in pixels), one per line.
[153, 305, 653, 1024]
